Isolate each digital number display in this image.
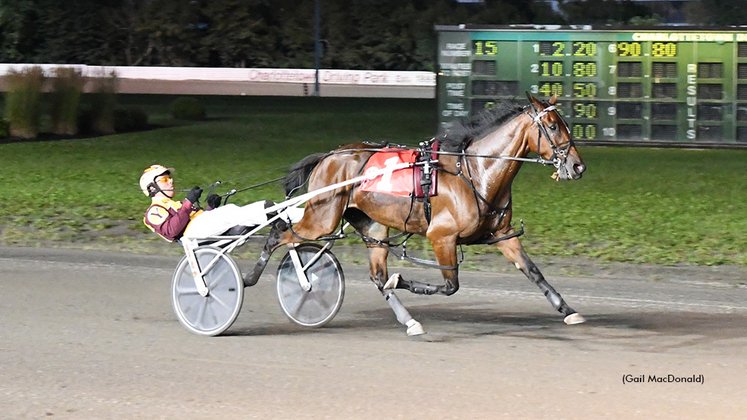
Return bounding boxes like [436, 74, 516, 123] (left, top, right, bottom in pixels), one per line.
[573, 62, 597, 77]
[538, 41, 565, 56]
[572, 82, 597, 98]
[438, 26, 746, 144]
[617, 42, 642, 57]
[539, 61, 564, 77]
[572, 124, 597, 140]
[573, 103, 597, 119]
[472, 40, 497, 56]
[538, 82, 563, 97]
[618, 62, 643, 77]
[573, 42, 597, 57]
[652, 42, 677, 57]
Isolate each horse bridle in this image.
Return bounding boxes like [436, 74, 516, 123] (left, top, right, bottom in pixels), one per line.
[526, 104, 573, 169]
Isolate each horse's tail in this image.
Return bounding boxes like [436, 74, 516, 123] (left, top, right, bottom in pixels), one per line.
[284, 152, 331, 197]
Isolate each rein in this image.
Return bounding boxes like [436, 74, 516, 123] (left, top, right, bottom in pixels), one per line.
[354, 230, 460, 271]
[445, 103, 570, 219]
[334, 146, 555, 166]
[330, 103, 571, 226]
[334, 104, 571, 168]
[216, 103, 568, 271]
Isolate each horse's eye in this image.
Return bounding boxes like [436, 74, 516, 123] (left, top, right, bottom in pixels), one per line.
[549, 124, 557, 130]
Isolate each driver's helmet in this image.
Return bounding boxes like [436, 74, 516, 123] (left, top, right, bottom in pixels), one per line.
[140, 164, 174, 197]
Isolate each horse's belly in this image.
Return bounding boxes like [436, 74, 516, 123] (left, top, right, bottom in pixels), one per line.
[351, 192, 428, 234]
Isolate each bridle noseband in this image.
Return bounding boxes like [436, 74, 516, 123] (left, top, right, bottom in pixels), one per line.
[526, 104, 573, 169]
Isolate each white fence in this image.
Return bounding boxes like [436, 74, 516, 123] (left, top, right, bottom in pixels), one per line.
[0, 64, 437, 98]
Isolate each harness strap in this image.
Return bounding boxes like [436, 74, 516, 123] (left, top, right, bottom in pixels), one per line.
[468, 220, 525, 245]
[416, 140, 438, 224]
[455, 154, 502, 219]
[356, 231, 459, 271]
[526, 104, 572, 167]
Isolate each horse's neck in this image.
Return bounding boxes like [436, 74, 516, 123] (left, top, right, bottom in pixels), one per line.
[466, 114, 534, 204]
[470, 114, 532, 159]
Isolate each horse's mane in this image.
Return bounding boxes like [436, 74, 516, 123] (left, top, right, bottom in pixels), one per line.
[437, 101, 524, 152]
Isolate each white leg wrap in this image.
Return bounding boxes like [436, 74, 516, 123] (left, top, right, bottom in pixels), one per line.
[405, 319, 426, 336]
[564, 313, 586, 325]
[383, 289, 426, 336]
[384, 290, 411, 325]
[383, 273, 401, 290]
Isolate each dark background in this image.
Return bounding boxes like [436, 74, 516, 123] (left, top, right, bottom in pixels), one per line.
[2, 0, 746, 71]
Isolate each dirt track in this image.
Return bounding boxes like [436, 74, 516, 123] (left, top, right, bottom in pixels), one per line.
[1, 246, 746, 419]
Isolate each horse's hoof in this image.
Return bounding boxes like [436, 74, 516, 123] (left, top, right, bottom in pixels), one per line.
[564, 313, 586, 325]
[406, 319, 426, 336]
[383, 273, 401, 290]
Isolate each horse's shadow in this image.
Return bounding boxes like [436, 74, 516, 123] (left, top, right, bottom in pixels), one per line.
[226, 303, 747, 350]
[406, 304, 747, 349]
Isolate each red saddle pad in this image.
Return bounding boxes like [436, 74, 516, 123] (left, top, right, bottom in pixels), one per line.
[360, 148, 418, 196]
[360, 146, 438, 198]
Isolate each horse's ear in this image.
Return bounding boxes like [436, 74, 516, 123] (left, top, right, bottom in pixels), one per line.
[525, 91, 541, 109]
[549, 93, 558, 105]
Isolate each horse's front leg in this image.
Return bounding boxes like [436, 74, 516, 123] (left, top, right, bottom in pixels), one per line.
[385, 235, 460, 296]
[494, 236, 585, 324]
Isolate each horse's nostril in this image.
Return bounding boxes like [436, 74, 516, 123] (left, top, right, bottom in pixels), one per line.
[574, 163, 586, 174]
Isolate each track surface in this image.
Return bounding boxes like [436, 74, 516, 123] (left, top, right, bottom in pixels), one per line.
[2, 246, 746, 419]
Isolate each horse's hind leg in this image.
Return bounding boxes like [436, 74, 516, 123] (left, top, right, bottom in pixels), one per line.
[346, 210, 425, 336]
[244, 196, 347, 286]
[384, 234, 461, 297]
[494, 237, 585, 325]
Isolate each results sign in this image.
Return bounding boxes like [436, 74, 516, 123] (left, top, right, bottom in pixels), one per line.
[436, 25, 747, 145]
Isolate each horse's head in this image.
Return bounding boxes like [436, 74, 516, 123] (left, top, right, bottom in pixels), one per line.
[525, 93, 586, 180]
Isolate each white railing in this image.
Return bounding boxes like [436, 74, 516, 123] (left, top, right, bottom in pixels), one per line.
[0, 64, 436, 98]
[0, 64, 435, 86]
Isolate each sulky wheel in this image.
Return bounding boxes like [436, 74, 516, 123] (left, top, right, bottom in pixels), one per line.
[276, 243, 345, 328]
[172, 246, 244, 336]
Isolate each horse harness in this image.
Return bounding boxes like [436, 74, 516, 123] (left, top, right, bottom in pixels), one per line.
[414, 140, 438, 224]
[286, 103, 569, 270]
[433, 103, 571, 244]
[526, 104, 573, 172]
[444, 102, 572, 220]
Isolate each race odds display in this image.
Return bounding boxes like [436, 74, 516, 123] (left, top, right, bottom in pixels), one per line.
[436, 25, 747, 144]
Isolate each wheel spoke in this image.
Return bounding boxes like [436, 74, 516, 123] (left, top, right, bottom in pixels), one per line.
[315, 294, 335, 311]
[209, 292, 234, 312]
[194, 296, 208, 329]
[175, 282, 201, 295]
[290, 290, 312, 318]
[205, 261, 229, 289]
[277, 245, 344, 327]
[173, 247, 244, 336]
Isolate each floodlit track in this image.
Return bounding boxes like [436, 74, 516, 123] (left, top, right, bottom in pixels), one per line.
[1, 246, 746, 419]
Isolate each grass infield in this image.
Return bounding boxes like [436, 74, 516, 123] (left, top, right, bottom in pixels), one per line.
[1, 95, 745, 266]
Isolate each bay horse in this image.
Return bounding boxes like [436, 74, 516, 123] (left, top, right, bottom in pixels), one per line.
[256, 93, 586, 335]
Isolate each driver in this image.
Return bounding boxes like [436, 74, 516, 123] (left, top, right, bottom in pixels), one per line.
[140, 164, 221, 242]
